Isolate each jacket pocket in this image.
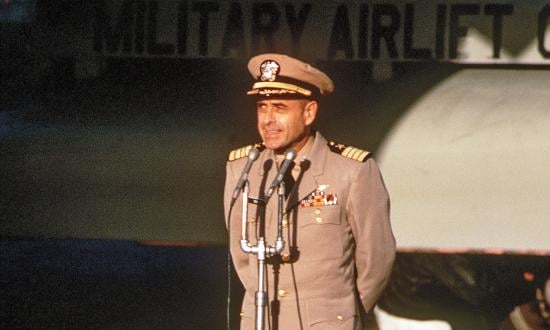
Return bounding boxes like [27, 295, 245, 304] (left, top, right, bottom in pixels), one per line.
[298, 204, 341, 227]
[295, 205, 344, 260]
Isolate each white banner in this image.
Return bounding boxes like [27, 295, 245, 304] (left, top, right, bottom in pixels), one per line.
[90, 0, 550, 64]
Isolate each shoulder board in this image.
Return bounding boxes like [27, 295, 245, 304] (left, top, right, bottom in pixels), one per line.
[228, 143, 265, 162]
[327, 141, 370, 162]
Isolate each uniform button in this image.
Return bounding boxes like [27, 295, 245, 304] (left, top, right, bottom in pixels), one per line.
[315, 217, 323, 224]
[278, 289, 288, 297]
[240, 312, 244, 317]
[281, 253, 290, 262]
[314, 209, 321, 215]
[337, 315, 343, 321]
[282, 219, 288, 228]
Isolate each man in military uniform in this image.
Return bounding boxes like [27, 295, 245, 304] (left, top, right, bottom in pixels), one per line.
[224, 53, 396, 329]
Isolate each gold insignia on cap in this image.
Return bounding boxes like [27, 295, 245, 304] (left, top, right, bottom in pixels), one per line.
[247, 82, 312, 97]
[228, 143, 265, 161]
[247, 54, 334, 97]
[328, 141, 370, 162]
[260, 60, 280, 82]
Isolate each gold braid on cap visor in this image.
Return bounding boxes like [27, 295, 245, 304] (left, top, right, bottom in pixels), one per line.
[247, 82, 312, 96]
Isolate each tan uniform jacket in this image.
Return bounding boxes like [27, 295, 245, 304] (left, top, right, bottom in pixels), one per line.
[224, 131, 396, 330]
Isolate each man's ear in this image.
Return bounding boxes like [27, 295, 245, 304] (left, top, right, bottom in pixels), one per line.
[304, 100, 318, 126]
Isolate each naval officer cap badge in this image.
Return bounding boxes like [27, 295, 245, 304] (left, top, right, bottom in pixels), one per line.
[260, 60, 280, 82]
[247, 53, 334, 100]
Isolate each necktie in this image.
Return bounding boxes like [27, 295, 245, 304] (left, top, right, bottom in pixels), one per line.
[282, 166, 296, 198]
[276, 155, 296, 198]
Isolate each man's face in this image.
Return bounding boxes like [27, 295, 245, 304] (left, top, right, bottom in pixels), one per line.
[256, 98, 317, 154]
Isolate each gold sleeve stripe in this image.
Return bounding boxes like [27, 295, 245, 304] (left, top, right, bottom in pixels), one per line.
[228, 144, 260, 161]
[351, 148, 361, 160]
[331, 143, 370, 162]
[342, 146, 354, 158]
[357, 151, 370, 162]
[236, 147, 243, 159]
[229, 147, 245, 162]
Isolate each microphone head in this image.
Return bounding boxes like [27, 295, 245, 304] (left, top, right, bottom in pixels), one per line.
[285, 149, 297, 161]
[248, 147, 260, 161]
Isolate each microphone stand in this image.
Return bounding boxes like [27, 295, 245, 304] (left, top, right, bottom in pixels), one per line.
[239, 180, 286, 330]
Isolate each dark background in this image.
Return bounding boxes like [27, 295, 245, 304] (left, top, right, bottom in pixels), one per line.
[1, 1, 549, 329]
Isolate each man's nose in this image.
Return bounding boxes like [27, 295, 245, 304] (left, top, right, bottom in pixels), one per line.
[263, 107, 276, 124]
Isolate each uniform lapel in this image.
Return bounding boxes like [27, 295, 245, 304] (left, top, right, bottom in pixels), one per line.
[286, 131, 327, 212]
[233, 148, 275, 220]
[250, 133, 329, 215]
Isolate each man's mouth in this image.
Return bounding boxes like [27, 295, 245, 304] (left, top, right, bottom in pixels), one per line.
[264, 129, 281, 137]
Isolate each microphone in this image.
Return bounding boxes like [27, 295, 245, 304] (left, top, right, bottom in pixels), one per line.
[265, 149, 297, 199]
[230, 147, 260, 205]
